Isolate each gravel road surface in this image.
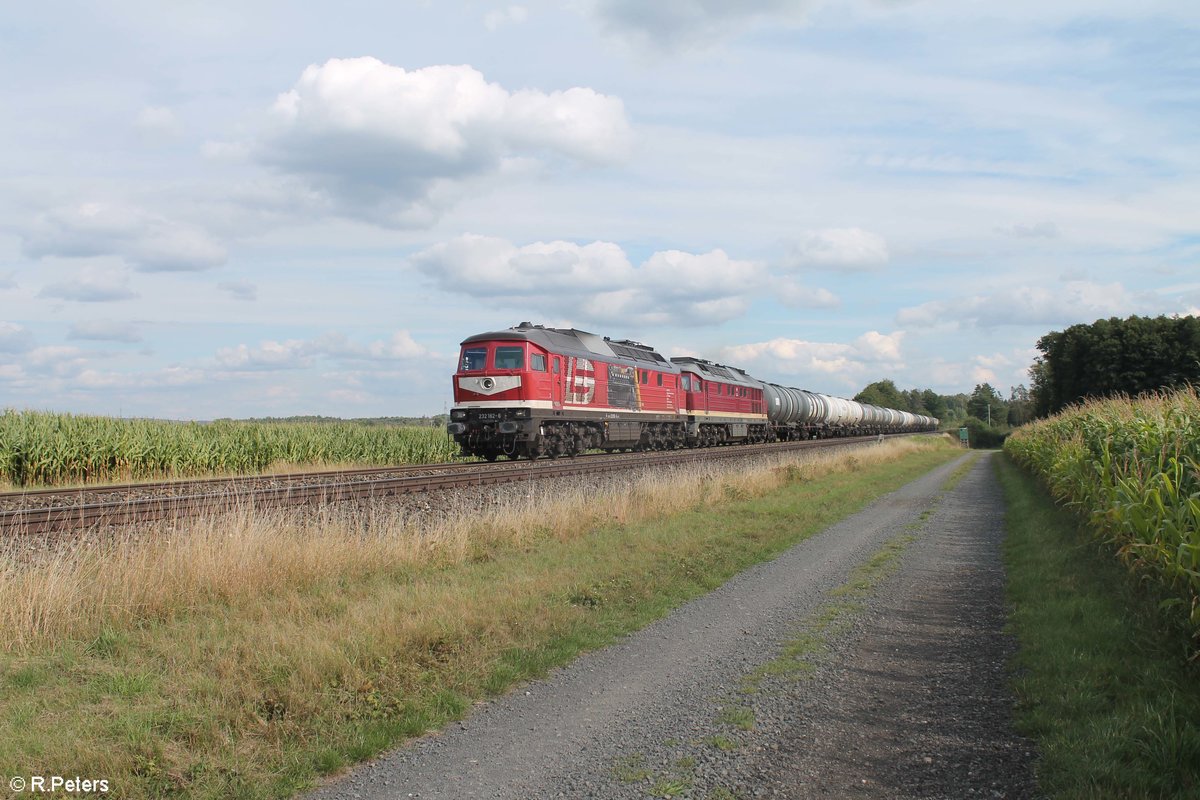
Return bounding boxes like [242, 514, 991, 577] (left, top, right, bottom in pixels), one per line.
[307, 450, 1035, 799]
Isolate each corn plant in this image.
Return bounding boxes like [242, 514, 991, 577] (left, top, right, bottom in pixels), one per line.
[1005, 389, 1200, 643]
[0, 409, 458, 488]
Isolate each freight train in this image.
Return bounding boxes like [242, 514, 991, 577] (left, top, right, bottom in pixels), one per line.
[446, 322, 938, 461]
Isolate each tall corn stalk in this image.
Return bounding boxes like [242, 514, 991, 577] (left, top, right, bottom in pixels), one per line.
[0, 410, 458, 488]
[1005, 389, 1200, 645]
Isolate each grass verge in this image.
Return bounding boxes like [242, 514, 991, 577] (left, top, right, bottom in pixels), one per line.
[996, 453, 1200, 799]
[1, 438, 959, 799]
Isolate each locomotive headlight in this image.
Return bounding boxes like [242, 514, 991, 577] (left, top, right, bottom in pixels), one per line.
[480, 377, 496, 390]
[513, 407, 531, 418]
[451, 409, 467, 420]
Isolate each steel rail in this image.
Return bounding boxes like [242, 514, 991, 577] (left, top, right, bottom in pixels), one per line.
[1, 433, 935, 536]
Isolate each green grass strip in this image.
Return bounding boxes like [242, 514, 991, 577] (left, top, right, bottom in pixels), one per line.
[996, 453, 1200, 799]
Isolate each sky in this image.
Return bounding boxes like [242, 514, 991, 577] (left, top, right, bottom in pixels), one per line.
[1, 0, 1197, 419]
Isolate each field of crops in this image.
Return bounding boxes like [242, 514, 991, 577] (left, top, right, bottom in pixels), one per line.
[0, 410, 460, 488]
[1004, 389, 1200, 641]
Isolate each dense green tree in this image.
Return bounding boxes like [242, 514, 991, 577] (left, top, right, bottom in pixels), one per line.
[853, 382, 967, 427]
[1030, 314, 1200, 415]
[967, 383, 1007, 426]
[920, 389, 947, 420]
[1007, 384, 1033, 427]
[854, 379, 906, 410]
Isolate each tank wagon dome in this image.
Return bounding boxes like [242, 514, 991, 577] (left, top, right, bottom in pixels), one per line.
[462, 322, 680, 373]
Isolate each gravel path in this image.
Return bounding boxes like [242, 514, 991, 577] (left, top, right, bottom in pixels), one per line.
[306, 450, 1035, 800]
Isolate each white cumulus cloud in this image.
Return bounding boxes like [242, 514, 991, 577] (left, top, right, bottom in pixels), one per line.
[896, 280, 1152, 329]
[777, 280, 841, 309]
[256, 58, 632, 227]
[0, 322, 34, 354]
[38, 266, 139, 303]
[778, 228, 890, 271]
[215, 330, 434, 372]
[716, 329, 906, 390]
[23, 202, 226, 272]
[412, 234, 762, 327]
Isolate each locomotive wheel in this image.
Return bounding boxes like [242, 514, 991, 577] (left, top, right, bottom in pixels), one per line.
[483, 451, 498, 462]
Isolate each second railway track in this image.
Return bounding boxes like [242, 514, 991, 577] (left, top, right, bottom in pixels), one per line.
[1, 433, 932, 536]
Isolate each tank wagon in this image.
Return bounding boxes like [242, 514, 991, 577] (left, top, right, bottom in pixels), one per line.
[447, 323, 938, 460]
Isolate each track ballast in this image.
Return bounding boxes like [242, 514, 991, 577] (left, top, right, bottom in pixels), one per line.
[0, 433, 934, 536]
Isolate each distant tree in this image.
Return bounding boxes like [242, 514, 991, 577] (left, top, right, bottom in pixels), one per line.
[1007, 384, 1033, 427]
[941, 393, 969, 424]
[1030, 314, 1200, 416]
[967, 383, 1007, 426]
[902, 388, 931, 415]
[854, 379, 906, 410]
[920, 389, 947, 420]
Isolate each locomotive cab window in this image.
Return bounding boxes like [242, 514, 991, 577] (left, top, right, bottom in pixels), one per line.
[462, 348, 487, 372]
[531, 353, 547, 372]
[494, 346, 523, 370]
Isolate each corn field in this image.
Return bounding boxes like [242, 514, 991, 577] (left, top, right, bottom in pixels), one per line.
[0, 410, 460, 488]
[1004, 388, 1200, 641]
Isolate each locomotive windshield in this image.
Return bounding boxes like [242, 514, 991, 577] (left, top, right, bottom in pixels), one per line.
[461, 347, 487, 371]
[494, 346, 524, 369]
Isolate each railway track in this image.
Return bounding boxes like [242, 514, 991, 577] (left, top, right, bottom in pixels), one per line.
[0, 433, 930, 536]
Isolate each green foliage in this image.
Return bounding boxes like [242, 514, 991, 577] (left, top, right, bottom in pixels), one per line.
[967, 383, 1008, 425]
[854, 380, 956, 422]
[1004, 389, 1200, 647]
[854, 379, 905, 410]
[1030, 314, 1200, 417]
[920, 389, 947, 420]
[1007, 384, 1033, 427]
[0, 409, 459, 487]
[961, 417, 1009, 449]
[996, 455, 1200, 798]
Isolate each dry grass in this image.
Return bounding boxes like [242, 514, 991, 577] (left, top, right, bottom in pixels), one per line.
[1, 438, 938, 653]
[0, 436, 956, 799]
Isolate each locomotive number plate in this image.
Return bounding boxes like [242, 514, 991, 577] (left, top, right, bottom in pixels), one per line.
[476, 412, 502, 421]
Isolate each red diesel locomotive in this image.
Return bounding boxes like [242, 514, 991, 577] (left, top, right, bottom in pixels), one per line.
[447, 322, 938, 460]
[671, 357, 770, 446]
[446, 322, 685, 459]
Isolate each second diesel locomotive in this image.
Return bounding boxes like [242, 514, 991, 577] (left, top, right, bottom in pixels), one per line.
[446, 322, 938, 460]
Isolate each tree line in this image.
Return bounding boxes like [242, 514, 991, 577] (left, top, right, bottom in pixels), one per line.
[1029, 314, 1200, 417]
[853, 379, 1032, 428]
